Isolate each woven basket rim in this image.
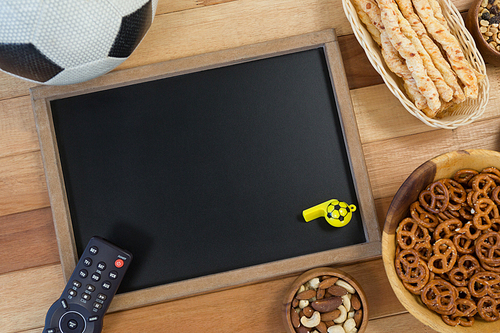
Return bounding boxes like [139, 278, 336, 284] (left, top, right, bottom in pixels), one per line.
[342, 0, 490, 129]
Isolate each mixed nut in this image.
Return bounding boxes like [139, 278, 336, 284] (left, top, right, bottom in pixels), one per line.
[289, 275, 363, 333]
[478, 0, 500, 52]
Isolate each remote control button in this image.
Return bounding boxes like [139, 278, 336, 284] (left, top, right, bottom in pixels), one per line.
[88, 315, 99, 322]
[67, 319, 78, 330]
[97, 262, 106, 271]
[86, 284, 95, 292]
[102, 281, 112, 290]
[114, 259, 124, 268]
[72, 280, 82, 288]
[97, 293, 107, 301]
[68, 289, 77, 297]
[61, 299, 68, 309]
[83, 257, 92, 267]
[89, 246, 99, 255]
[93, 302, 103, 310]
[109, 271, 118, 280]
[59, 311, 86, 333]
[91, 273, 101, 282]
[82, 292, 91, 301]
[78, 269, 88, 278]
[46, 328, 56, 333]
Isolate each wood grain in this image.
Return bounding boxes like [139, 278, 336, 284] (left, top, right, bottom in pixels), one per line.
[0, 0, 493, 332]
[0, 207, 58, 274]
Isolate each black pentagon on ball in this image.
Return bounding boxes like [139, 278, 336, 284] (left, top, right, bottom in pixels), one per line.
[108, 0, 153, 58]
[0, 43, 63, 82]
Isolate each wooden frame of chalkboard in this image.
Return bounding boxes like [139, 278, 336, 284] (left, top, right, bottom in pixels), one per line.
[31, 29, 380, 312]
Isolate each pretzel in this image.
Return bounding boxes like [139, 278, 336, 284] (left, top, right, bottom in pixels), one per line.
[402, 258, 430, 294]
[453, 169, 478, 185]
[455, 222, 481, 242]
[448, 254, 480, 287]
[428, 238, 457, 274]
[468, 271, 500, 298]
[452, 298, 477, 327]
[482, 167, 500, 184]
[409, 201, 438, 229]
[477, 296, 500, 322]
[421, 278, 458, 315]
[395, 249, 429, 284]
[452, 233, 475, 255]
[433, 218, 462, 240]
[473, 198, 499, 230]
[413, 238, 432, 261]
[419, 181, 449, 213]
[475, 231, 500, 266]
[491, 186, 500, 206]
[441, 179, 466, 211]
[396, 217, 431, 249]
[471, 173, 496, 195]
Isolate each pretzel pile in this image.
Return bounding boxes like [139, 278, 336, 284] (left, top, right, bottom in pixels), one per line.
[352, 0, 483, 118]
[395, 167, 500, 326]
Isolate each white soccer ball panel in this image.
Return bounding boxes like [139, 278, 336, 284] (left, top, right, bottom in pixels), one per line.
[34, 0, 122, 68]
[0, 0, 43, 43]
[45, 57, 125, 85]
[107, 0, 158, 18]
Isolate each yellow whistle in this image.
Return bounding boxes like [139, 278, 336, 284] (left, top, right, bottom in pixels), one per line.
[303, 199, 357, 227]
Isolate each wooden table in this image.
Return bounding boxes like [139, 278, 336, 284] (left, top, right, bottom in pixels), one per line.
[1, 0, 498, 332]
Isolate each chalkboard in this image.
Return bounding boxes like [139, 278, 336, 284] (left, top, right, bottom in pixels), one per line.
[32, 30, 380, 311]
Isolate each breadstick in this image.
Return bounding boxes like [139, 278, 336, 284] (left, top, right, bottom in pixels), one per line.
[395, 0, 465, 102]
[381, 32, 428, 110]
[379, 0, 441, 114]
[353, 0, 428, 110]
[411, 0, 478, 99]
[352, 0, 382, 45]
[428, 0, 448, 28]
[391, 2, 453, 102]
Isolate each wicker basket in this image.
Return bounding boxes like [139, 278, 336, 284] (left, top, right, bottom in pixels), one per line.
[342, 0, 490, 129]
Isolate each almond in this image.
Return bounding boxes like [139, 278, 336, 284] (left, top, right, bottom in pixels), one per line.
[316, 287, 326, 300]
[351, 293, 362, 310]
[315, 321, 327, 333]
[327, 285, 348, 296]
[303, 306, 314, 317]
[318, 277, 338, 289]
[321, 309, 341, 321]
[291, 309, 301, 328]
[354, 309, 363, 327]
[296, 289, 316, 300]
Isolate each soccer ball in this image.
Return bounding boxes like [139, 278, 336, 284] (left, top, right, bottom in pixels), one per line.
[326, 199, 355, 227]
[0, 0, 158, 85]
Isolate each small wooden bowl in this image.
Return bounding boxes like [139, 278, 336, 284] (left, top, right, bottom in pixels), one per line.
[465, 0, 500, 66]
[382, 149, 500, 332]
[282, 267, 368, 333]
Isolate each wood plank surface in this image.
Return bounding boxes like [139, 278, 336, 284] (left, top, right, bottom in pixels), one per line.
[0, 0, 493, 332]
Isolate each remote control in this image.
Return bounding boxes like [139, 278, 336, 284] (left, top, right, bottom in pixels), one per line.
[43, 236, 132, 333]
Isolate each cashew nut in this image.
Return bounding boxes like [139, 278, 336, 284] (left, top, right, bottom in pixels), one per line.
[343, 318, 357, 332]
[342, 294, 351, 312]
[327, 325, 346, 333]
[299, 300, 309, 309]
[298, 284, 306, 293]
[308, 277, 320, 290]
[348, 310, 355, 319]
[333, 305, 347, 324]
[335, 280, 356, 294]
[300, 311, 321, 328]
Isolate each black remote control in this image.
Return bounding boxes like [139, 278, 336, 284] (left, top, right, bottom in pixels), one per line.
[43, 236, 132, 333]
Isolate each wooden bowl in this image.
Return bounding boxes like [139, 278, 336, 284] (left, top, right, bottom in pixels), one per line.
[382, 149, 500, 332]
[465, 0, 500, 66]
[282, 267, 368, 333]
